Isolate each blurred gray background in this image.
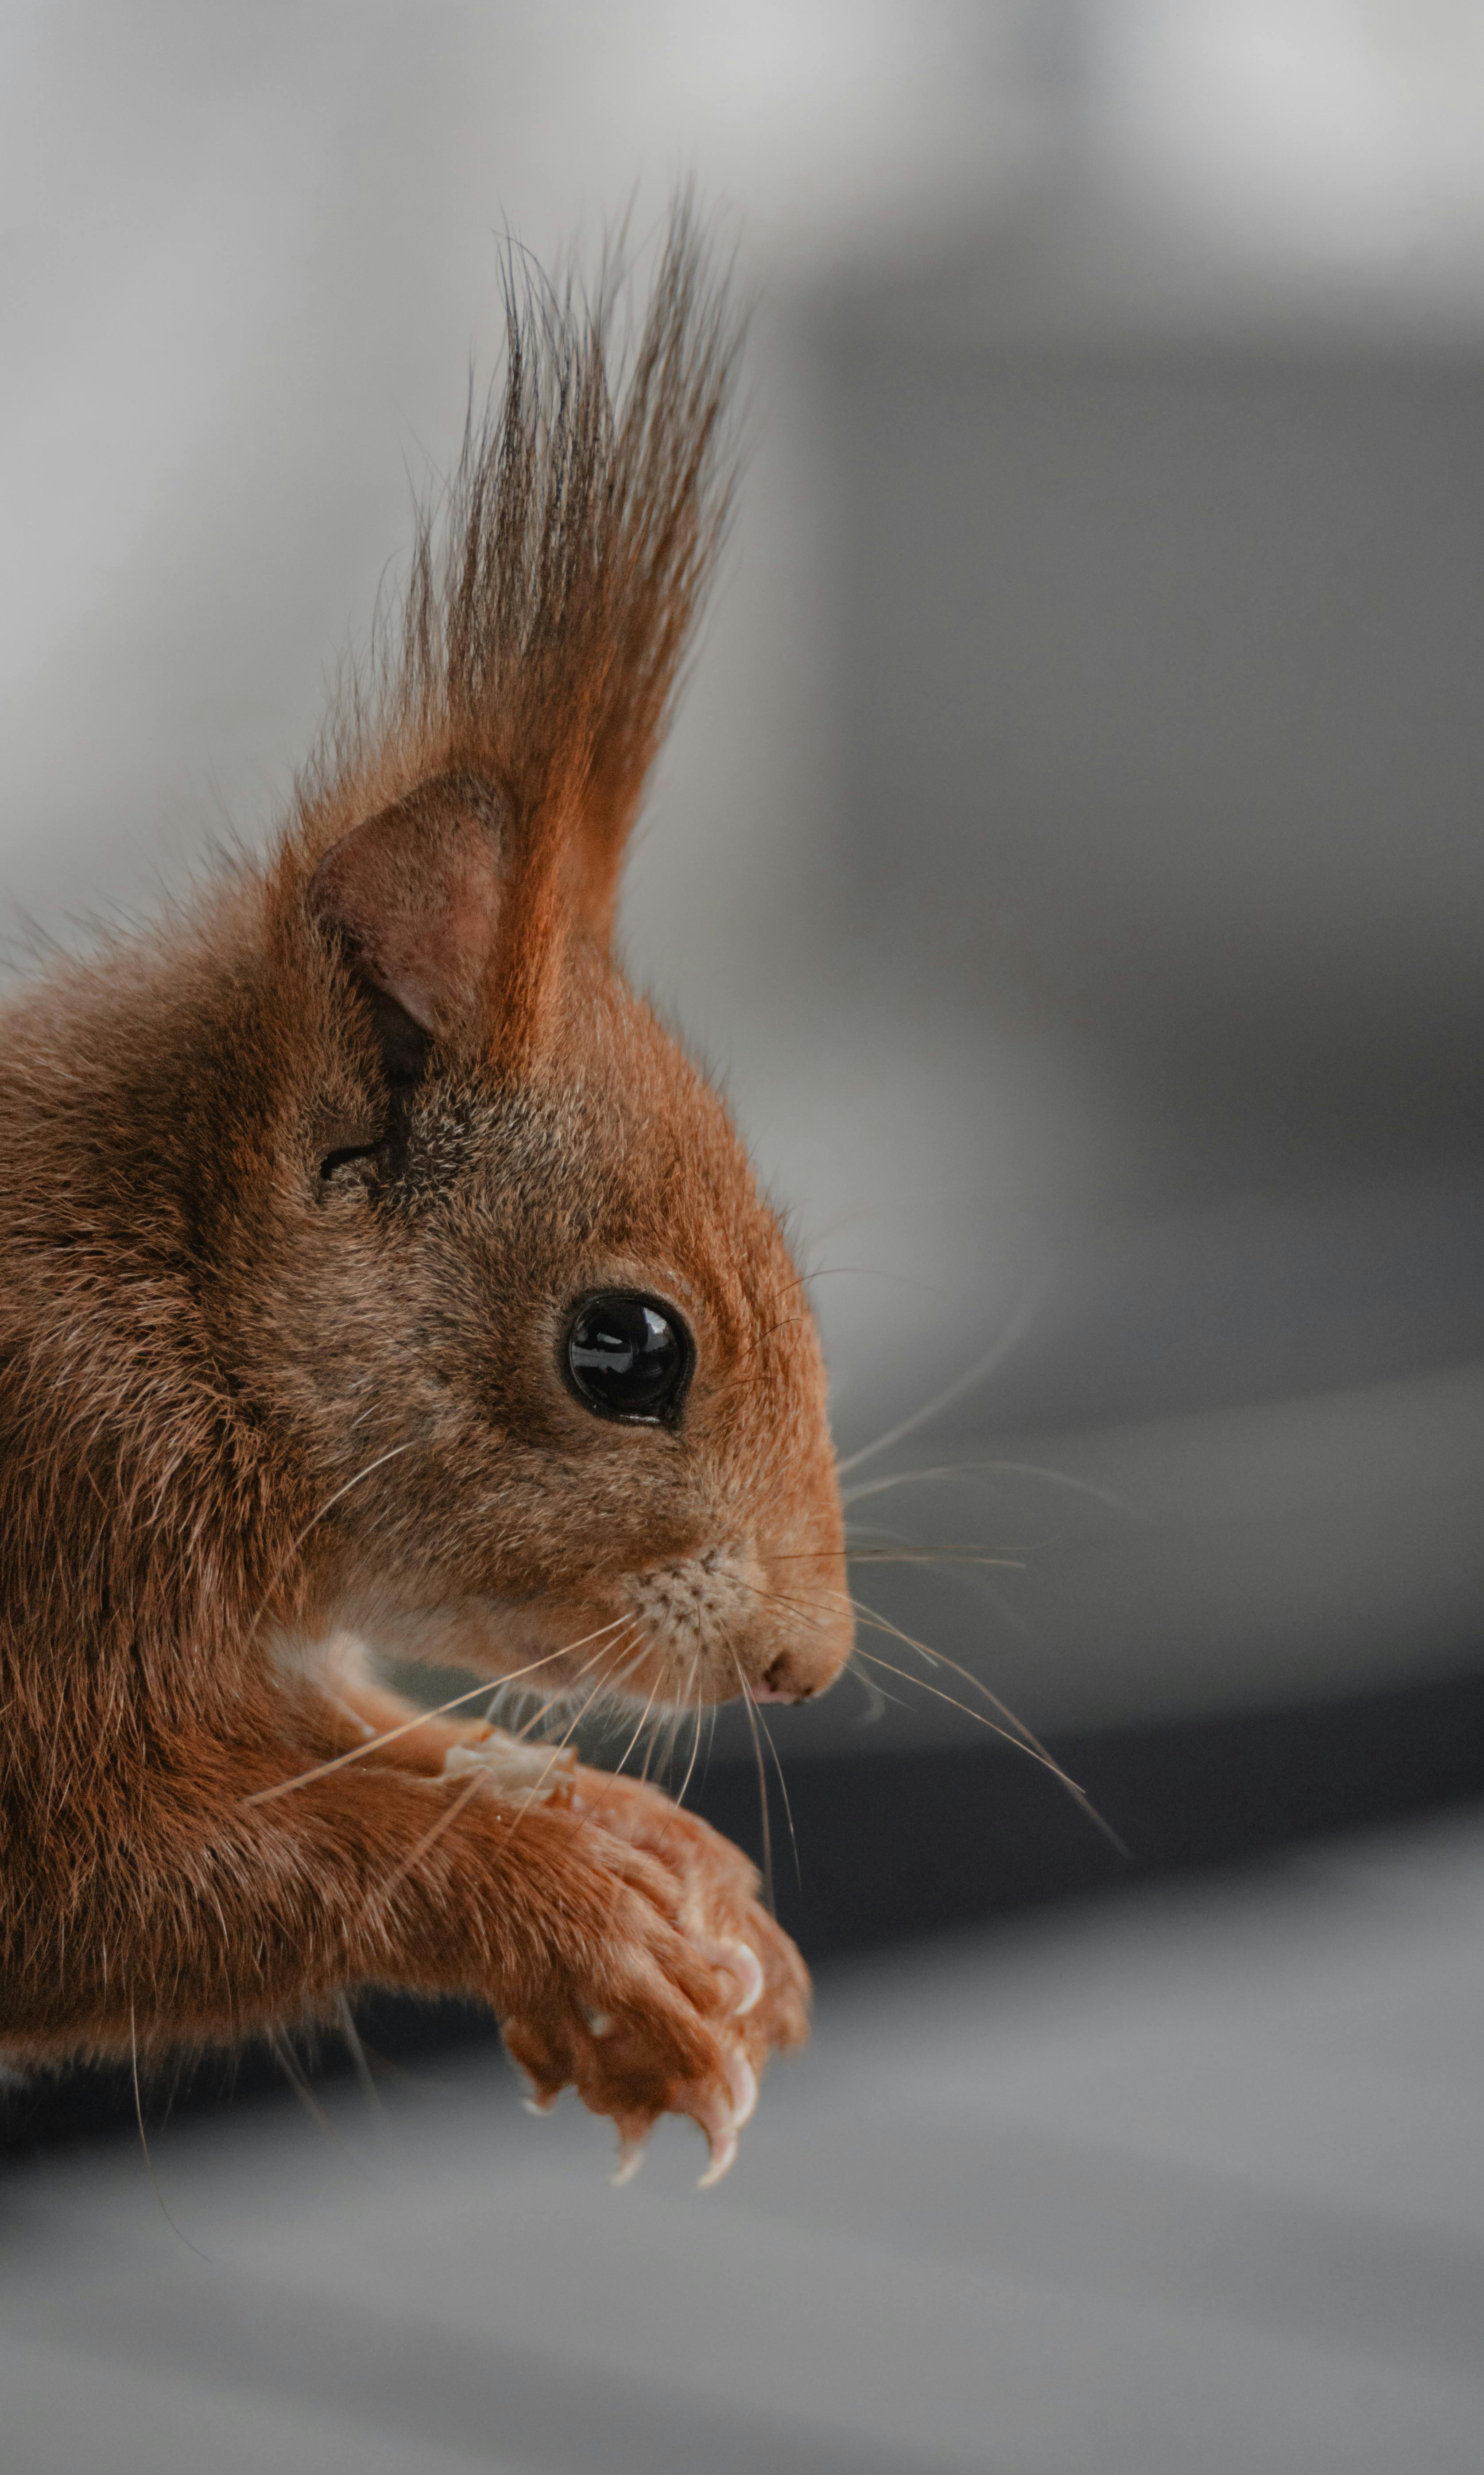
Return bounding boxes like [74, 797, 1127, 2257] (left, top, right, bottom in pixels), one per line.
[5, 0, 1483, 1748]
[4, 4, 1484, 2468]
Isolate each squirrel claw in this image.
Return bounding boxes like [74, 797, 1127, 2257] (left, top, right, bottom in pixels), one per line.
[692, 2053, 755, 2188]
[727, 2053, 758, 2129]
[611, 2129, 651, 2187]
[713, 1936, 764, 2018]
[697, 2124, 739, 2189]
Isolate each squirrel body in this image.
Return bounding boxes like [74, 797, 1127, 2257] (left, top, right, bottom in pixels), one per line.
[0, 211, 849, 2180]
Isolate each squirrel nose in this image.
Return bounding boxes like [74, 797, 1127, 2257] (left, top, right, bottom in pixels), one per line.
[752, 1653, 813, 1704]
[748, 1560, 853, 1704]
[753, 1631, 847, 1704]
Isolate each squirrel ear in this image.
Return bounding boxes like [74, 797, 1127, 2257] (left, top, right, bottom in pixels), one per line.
[309, 772, 504, 1040]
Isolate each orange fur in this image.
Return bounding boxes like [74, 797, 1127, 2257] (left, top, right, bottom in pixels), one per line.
[0, 207, 848, 2166]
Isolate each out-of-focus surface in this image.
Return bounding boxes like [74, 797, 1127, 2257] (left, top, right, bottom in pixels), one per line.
[6, 1811, 1484, 2474]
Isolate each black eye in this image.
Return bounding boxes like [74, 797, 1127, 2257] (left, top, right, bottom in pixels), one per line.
[565, 1292, 693, 1426]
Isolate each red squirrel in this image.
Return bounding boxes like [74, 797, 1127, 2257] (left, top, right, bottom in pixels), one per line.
[0, 209, 852, 2187]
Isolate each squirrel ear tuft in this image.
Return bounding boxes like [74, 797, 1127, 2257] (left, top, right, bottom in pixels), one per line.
[309, 772, 504, 1039]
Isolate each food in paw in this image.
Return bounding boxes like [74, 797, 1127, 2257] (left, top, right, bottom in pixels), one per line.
[441, 1733, 577, 1807]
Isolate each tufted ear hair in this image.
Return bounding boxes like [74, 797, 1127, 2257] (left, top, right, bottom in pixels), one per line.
[309, 771, 504, 1048]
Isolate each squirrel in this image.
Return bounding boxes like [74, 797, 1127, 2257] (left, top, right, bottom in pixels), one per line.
[0, 206, 852, 2188]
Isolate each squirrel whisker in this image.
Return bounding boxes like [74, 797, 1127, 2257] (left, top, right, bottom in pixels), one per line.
[243, 1616, 633, 1808]
[842, 1460, 1131, 1514]
[246, 1441, 420, 1643]
[833, 1294, 1044, 1480]
[848, 1606, 1128, 1859]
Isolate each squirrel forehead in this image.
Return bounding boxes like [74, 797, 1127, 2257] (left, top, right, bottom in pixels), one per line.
[509, 987, 790, 1276]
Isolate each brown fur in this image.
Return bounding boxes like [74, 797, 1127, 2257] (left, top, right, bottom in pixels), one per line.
[0, 208, 849, 2164]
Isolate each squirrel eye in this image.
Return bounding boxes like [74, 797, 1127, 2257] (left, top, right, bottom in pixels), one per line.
[565, 1293, 693, 1426]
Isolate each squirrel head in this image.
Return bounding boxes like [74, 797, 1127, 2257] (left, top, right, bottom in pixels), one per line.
[201, 212, 851, 1719]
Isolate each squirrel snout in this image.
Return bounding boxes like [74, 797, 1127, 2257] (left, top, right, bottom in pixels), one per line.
[622, 1541, 850, 1708]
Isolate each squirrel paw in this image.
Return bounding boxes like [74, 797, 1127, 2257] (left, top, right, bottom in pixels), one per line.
[503, 1772, 808, 2187]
